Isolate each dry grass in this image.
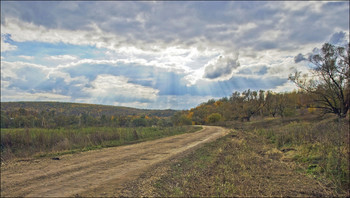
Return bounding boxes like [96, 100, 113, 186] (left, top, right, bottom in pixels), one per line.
[0, 126, 201, 161]
[251, 116, 349, 194]
[130, 129, 339, 197]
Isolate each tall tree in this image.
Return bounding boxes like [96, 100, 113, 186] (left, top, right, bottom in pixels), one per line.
[240, 89, 266, 121]
[289, 43, 349, 118]
[265, 91, 279, 117]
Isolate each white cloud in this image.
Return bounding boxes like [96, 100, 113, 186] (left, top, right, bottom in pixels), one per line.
[264, 54, 309, 79]
[1, 17, 222, 80]
[1, 35, 17, 52]
[1, 42, 17, 52]
[1, 60, 88, 86]
[1, 89, 71, 102]
[46, 55, 77, 61]
[113, 101, 150, 109]
[269, 81, 298, 93]
[148, 94, 219, 110]
[275, 1, 327, 13]
[1, 61, 51, 80]
[18, 55, 34, 60]
[1, 17, 126, 49]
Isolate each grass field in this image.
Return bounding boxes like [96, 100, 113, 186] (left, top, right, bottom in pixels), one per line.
[0, 126, 202, 161]
[250, 116, 349, 193]
[150, 115, 349, 196]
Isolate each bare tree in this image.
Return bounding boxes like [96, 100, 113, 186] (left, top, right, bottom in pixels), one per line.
[289, 43, 349, 118]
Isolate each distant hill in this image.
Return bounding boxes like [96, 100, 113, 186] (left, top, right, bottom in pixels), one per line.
[0, 101, 177, 118]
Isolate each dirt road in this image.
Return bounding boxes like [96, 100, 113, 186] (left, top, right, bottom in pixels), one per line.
[1, 126, 230, 197]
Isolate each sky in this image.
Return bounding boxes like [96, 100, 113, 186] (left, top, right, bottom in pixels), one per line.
[1, 1, 349, 110]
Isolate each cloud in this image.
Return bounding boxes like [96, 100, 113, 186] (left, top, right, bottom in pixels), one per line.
[1, 90, 71, 102]
[269, 81, 298, 93]
[203, 53, 240, 80]
[1, 1, 349, 109]
[18, 55, 34, 60]
[1, 60, 88, 99]
[1, 34, 17, 52]
[293, 31, 349, 67]
[1, 61, 50, 82]
[112, 101, 151, 109]
[2, 2, 348, 65]
[1, 17, 124, 49]
[193, 75, 288, 97]
[1, 41, 17, 52]
[46, 55, 77, 61]
[294, 53, 307, 63]
[2, 1, 349, 52]
[83, 74, 159, 104]
[237, 65, 268, 76]
[329, 31, 349, 46]
[149, 95, 219, 110]
[52, 58, 196, 97]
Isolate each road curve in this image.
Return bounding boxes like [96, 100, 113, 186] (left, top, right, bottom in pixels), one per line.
[1, 126, 230, 197]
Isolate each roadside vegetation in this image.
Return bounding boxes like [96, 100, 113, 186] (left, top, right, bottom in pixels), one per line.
[0, 100, 195, 161]
[239, 115, 348, 194]
[149, 115, 348, 196]
[1, 126, 201, 161]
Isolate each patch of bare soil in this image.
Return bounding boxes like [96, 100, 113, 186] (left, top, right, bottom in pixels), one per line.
[0, 126, 229, 197]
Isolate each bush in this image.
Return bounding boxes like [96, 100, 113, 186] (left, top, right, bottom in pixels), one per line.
[207, 113, 222, 124]
[132, 118, 148, 127]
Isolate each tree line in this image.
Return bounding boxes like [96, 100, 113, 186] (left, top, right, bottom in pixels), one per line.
[1, 90, 315, 128]
[174, 90, 315, 125]
[175, 42, 349, 124]
[0, 108, 173, 128]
